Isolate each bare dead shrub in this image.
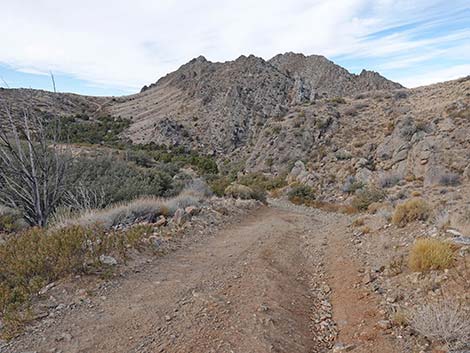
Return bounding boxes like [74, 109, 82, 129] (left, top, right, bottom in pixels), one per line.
[0, 105, 69, 226]
[409, 300, 470, 350]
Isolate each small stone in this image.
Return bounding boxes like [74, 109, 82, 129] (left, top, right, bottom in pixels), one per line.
[155, 217, 167, 227]
[185, 206, 199, 216]
[320, 284, 331, 293]
[446, 229, 463, 237]
[165, 315, 171, 321]
[39, 282, 56, 295]
[362, 273, 375, 284]
[56, 332, 73, 342]
[99, 255, 117, 266]
[377, 320, 392, 330]
[332, 343, 356, 352]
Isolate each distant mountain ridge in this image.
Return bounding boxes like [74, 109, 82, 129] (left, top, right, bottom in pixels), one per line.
[141, 52, 402, 98]
[104, 52, 402, 154]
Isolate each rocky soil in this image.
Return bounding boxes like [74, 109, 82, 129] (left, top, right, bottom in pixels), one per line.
[1, 198, 422, 353]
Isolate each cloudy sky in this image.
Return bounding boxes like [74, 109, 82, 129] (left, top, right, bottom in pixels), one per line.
[1, 0, 469, 96]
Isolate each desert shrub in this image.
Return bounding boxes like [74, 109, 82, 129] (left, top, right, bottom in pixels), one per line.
[377, 208, 393, 222]
[208, 176, 232, 197]
[377, 173, 401, 188]
[392, 198, 430, 226]
[68, 157, 176, 206]
[124, 143, 218, 175]
[0, 207, 24, 233]
[434, 209, 450, 231]
[62, 184, 107, 212]
[352, 217, 365, 227]
[409, 300, 470, 350]
[335, 149, 352, 160]
[224, 183, 266, 202]
[184, 178, 213, 198]
[127, 150, 155, 168]
[0, 225, 123, 337]
[288, 184, 316, 205]
[0, 219, 166, 338]
[351, 187, 386, 211]
[53, 188, 204, 230]
[57, 115, 131, 145]
[394, 90, 408, 99]
[238, 172, 287, 191]
[124, 224, 154, 248]
[438, 172, 461, 186]
[329, 97, 346, 104]
[250, 187, 267, 203]
[342, 175, 364, 194]
[307, 201, 357, 215]
[408, 238, 454, 272]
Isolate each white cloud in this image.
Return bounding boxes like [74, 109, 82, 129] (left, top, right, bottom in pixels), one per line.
[0, 0, 469, 92]
[397, 64, 470, 88]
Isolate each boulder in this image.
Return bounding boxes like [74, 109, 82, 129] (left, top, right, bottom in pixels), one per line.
[287, 160, 306, 183]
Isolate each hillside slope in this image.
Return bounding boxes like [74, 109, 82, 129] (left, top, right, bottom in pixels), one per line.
[1, 54, 469, 197]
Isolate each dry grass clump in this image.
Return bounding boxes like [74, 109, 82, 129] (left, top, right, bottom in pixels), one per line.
[409, 300, 470, 350]
[392, 198, 430, 227]
[408, 238, 454, 272]
[352, 217, 365, 227]
[304, 200, 357, 215]
[52, 185, 205, 230]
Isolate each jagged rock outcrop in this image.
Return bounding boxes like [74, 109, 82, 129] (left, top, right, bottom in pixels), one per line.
[269, 52, 402, 97]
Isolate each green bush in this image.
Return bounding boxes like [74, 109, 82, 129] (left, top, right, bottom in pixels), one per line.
[67, 157, 176, 206]
[128, 144, 219, 175]
[288, 184, 316, 204]
[224, 183, 266, 203]
[56, 115, 131, 145]
[0, 207, 24, 234]
[238, 172, 287, 191]
[208, 176, 232, 197]
[351, 186, 386, 211]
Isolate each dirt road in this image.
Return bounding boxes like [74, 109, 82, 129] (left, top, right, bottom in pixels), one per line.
[5, 204, 398, 353]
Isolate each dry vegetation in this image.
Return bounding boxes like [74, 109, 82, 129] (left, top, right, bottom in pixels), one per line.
[409, 300, 470, 350]
[0, 176, 210, 338]
[408, 238, 455, 272]
[392, 198, 431, 227]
